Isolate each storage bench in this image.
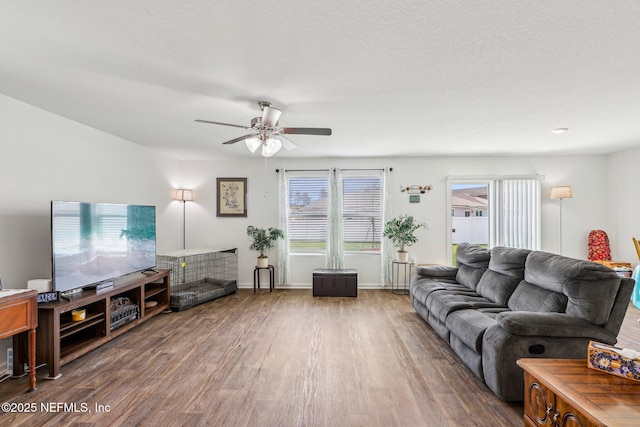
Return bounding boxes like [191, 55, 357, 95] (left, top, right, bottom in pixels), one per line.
[312, 269, 358, 297]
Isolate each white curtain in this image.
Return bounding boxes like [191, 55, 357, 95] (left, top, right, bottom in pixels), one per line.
[277, 169, 291, 285]
[380, 167, 393, 285]
[490, 179, 541, 250]
[326, 167, 344, 269]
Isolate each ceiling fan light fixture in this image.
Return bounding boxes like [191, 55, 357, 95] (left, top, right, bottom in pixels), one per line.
[261, 138, 282, 157]
[244, 137, 261, 153]
[196, 101, 331, 156]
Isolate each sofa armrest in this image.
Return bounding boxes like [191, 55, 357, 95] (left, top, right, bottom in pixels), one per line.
[495, 311, 616, 342]
[416, 265, 458, 280]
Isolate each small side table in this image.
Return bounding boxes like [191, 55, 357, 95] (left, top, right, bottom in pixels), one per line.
[391, 261, 414, 295]
[0, 289, 38, 392]
[254, 265, 275, 293]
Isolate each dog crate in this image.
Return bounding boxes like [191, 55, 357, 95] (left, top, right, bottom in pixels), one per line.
[156, 248, 238, 311]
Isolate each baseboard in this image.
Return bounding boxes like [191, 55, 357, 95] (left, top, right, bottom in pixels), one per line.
[237, 283, 389, 290]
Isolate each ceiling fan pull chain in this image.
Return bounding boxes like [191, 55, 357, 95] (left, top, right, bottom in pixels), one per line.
[263, 157, 269, 198]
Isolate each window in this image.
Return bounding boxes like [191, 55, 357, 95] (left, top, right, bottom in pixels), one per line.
[447, 176, 541, 265]
[287, 172, 383, 254]
[288, 176, 329, 252]
[342, 175, 382, 252]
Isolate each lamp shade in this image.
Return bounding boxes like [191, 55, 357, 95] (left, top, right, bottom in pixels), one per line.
[174, 189, 194, 202]
[244, 137, 261, 153]
[550, 186, 572, 199]
[261, 138, 282, 157]
[261, 106, 282, 127]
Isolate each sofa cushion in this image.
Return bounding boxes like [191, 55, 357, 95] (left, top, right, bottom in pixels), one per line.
[446, 309, 499, 353]
[455, 243, 490, 289]
[411, 279, 473, 306]
[428, 291, 506, 323]
[416, 265, 458, 281]
[508, 281, 568, 312]
[524, 251, 621, 325]
[450, 335, 484, 379]
[476, 246, 530, 305]
[411, 279, 446, 306]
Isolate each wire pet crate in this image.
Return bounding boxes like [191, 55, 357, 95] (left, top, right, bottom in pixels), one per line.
[156, 247, 238, 311]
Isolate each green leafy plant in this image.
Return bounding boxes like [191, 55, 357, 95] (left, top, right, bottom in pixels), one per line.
[383, 215, 425, 252]
[247, 226, 285, 258]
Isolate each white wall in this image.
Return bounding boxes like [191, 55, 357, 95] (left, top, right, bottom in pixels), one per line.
[609, 147, 640, 266]
[0, 93, 183, 288]
[180, 155, 614, 287]
[0, 94, 182, 372]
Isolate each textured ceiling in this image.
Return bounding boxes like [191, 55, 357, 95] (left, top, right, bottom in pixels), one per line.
[2, 1, 640, 160]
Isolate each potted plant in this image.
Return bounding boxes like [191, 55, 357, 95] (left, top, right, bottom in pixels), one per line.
[383, 215, 425, 262]
[247, 226, 285, 268]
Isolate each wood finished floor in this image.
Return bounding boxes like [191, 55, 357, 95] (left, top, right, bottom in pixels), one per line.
[1, 289, 639, 427]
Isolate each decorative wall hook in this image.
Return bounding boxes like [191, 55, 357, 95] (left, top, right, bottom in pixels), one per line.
[401, 185, 432, 194]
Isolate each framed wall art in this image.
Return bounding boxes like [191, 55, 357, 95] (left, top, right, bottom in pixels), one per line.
[217, 178, 247, 217]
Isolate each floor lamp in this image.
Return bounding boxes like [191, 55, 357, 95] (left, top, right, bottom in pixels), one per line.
[174, 189, 193, 249]
[550, 186, 572, 254]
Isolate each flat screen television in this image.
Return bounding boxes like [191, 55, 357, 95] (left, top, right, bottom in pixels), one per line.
[51, 201, 157, 294]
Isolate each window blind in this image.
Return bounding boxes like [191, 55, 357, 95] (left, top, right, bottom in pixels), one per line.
[342, 176, 382, 252]
[287, 174, 383, 253]
[288, 176, 329, 252]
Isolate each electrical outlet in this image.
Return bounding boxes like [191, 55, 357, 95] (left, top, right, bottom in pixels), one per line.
[7, 347, 13, 373]
[424, 222, 430, 230]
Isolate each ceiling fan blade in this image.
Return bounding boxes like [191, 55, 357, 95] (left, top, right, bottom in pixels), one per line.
[222, 133, 259, 145]
[278, 135, 298, 150]
[195, 119, 251, 130]
[282, 127, 332, 136]
[261, 106, 282, 127]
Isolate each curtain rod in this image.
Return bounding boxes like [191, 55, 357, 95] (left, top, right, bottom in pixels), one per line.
[275, 168, 392, 172]
[446, 174, 544, 181]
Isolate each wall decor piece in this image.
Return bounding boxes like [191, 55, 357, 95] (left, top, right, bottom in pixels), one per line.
[217, 178, 247, 217]
[401, 184, 433, 194]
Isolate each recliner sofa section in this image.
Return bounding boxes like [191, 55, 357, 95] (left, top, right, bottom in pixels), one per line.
[409, 243, 634, 401]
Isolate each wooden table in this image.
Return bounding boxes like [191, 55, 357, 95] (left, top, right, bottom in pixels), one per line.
[518, 358, 640, 427]
[591, 260, 633, 269]
[0, 289, 38, 392]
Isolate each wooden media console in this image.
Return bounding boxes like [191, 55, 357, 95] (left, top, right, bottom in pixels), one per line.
[35, 269, 170, 379]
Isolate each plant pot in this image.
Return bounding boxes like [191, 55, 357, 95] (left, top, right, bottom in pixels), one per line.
[396, 251, 409, 263]
[257, 257, 269, 268]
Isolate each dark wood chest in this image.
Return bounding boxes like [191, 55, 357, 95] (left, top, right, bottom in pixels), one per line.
[312, 269, 358, 297]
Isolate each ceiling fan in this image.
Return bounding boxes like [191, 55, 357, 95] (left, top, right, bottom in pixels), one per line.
[195, 101, 332, 157]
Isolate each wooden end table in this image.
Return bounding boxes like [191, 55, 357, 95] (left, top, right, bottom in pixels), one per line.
[518, 358, 640, 427]
[0, 289, 38, 392]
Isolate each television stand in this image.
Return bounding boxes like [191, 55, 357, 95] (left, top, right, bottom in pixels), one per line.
[34, 270, 170, 379]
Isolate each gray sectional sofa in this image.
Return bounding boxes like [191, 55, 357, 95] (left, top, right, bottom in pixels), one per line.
[410, 243, 634, 401]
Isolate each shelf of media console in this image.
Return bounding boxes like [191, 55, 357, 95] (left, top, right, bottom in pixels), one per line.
[59, 312, 105, 340]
